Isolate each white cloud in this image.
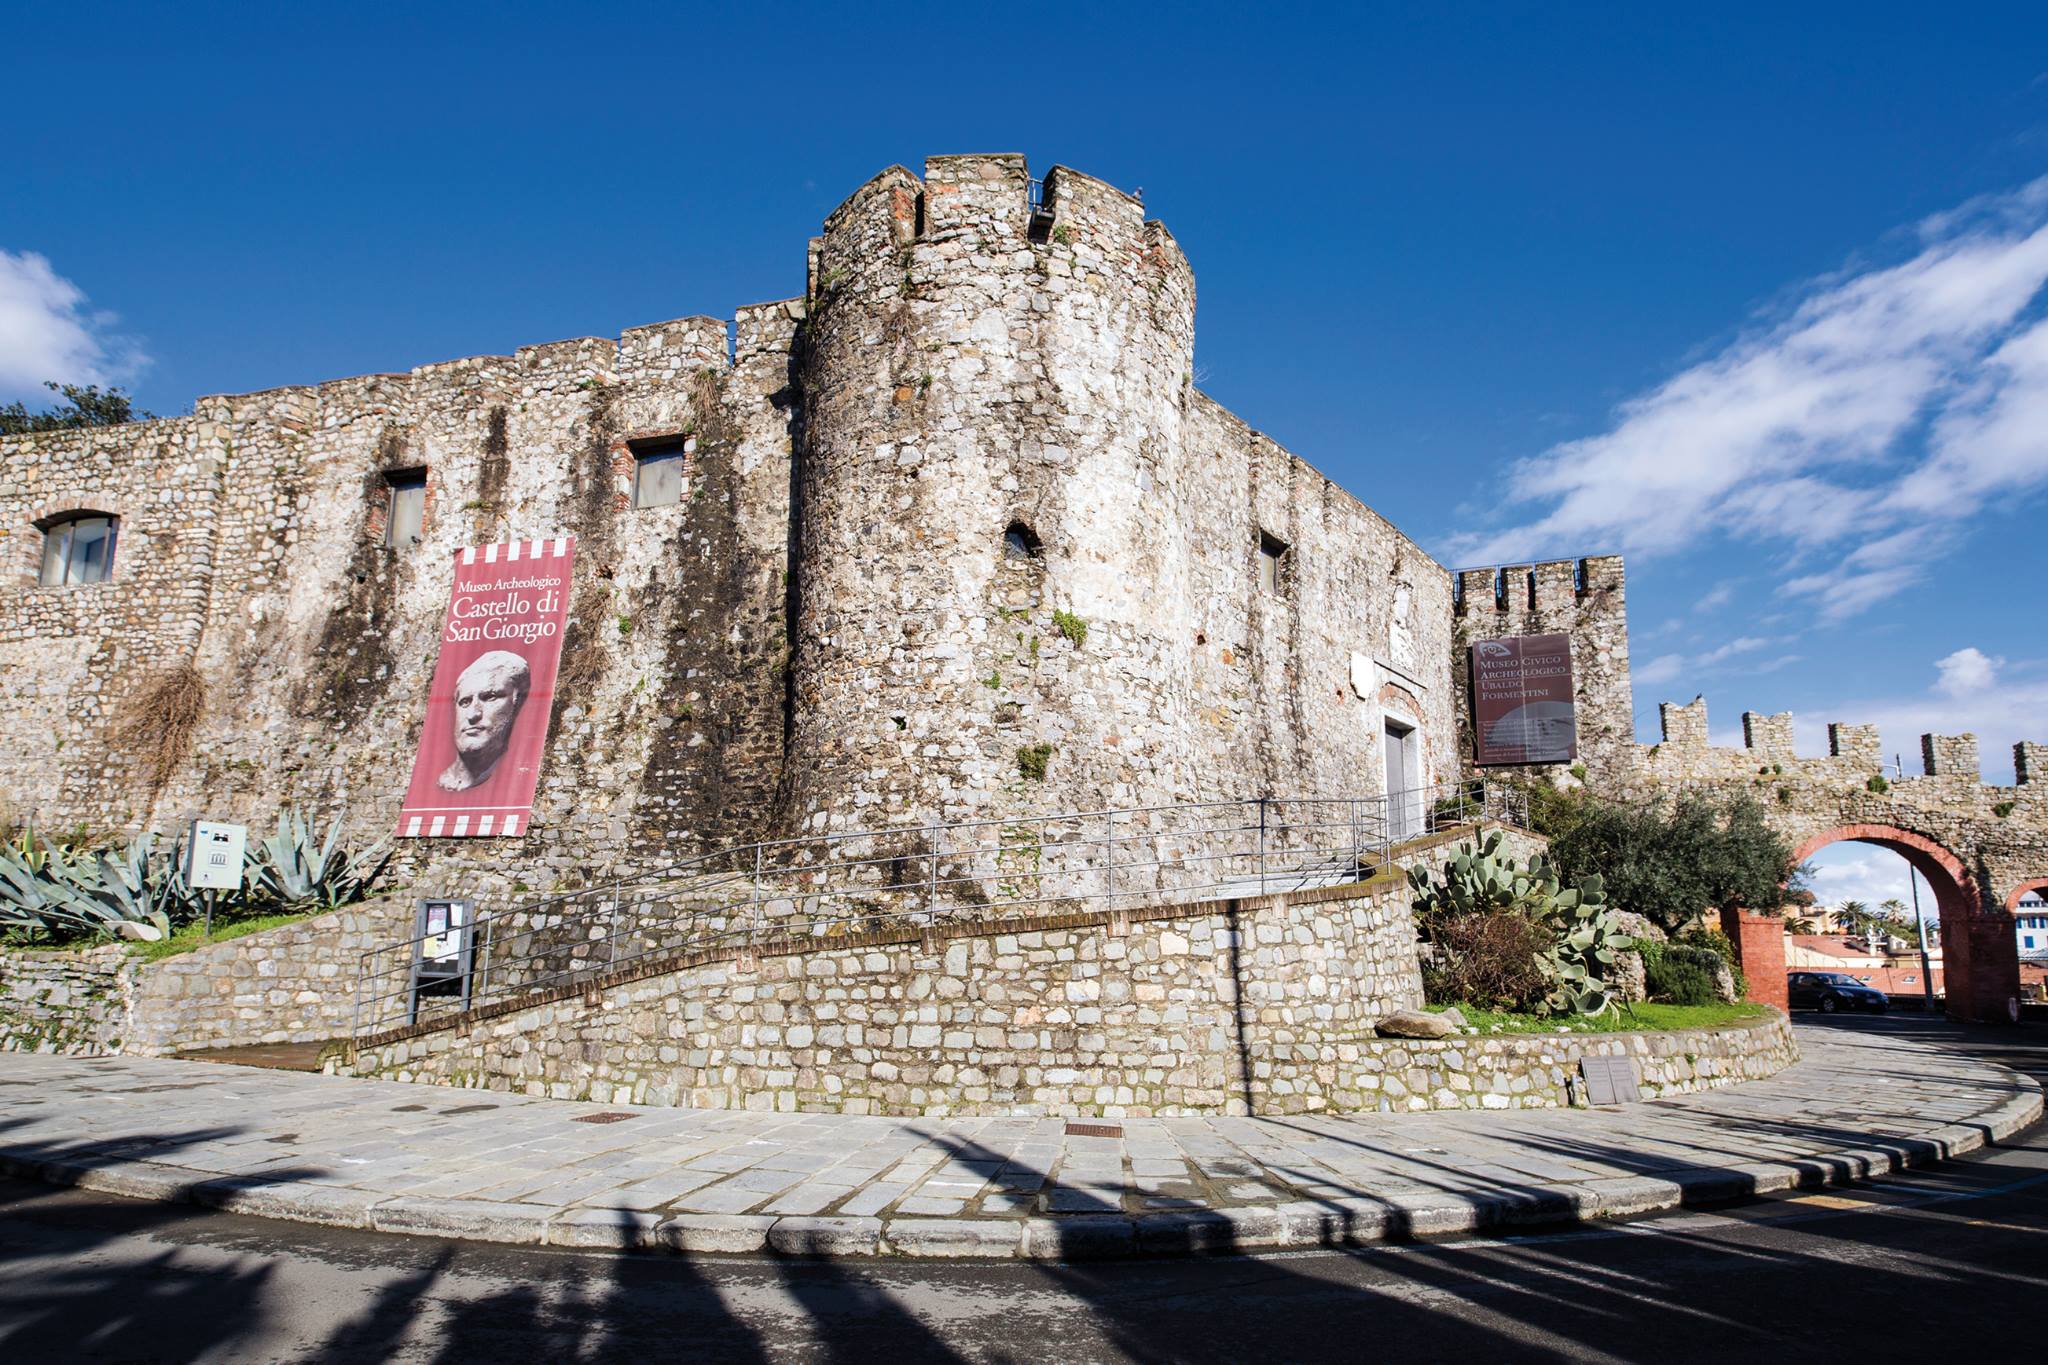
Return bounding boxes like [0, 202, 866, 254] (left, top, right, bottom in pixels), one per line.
[1694, 635, 1771, 666]
[1633, 636, 1787, 692]
[0, 250, 145, 399]
[1692, 582, 1736, 613]
[1790, 648, 2047, 783]
[1934, 646, 2003, 697]
[1803, 844, 1936, 918]
[1445, 176, 2048, 618]
[1634, 652, 1685, 686]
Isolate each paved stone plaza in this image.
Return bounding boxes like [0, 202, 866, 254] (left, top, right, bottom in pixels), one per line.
[0, 1022, 2035, 1260]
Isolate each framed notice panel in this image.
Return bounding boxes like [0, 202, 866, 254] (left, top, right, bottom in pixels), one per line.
[1470, 633, 1578, 765]
[397, 536, 577, 838]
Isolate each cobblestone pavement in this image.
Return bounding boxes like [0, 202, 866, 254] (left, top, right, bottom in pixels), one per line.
[0, 1022, 2036, 1260]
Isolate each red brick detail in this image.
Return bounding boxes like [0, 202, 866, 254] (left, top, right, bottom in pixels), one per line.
[2007, 878, 2048, 912]
[1789, 824, 2021, 1026]
[1721, 907, 1789, 1011]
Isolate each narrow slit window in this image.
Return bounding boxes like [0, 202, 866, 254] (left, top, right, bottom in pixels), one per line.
[385, 471, 427, 550]
[632, 437, 693, 509]
[1258, 531, 1289, 593]
[39, 513, 119, 586]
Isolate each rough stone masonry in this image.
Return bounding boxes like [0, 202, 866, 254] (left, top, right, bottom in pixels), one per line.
[0, 154, 1454, 909]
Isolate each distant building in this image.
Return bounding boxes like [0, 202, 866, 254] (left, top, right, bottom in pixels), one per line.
[2018, 893, 2048, 955]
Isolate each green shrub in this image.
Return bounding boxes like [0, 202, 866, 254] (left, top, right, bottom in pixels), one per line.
[0, 810, 388, 946]
[1052, 609, 1088, 648]
[1015, 743, 1053, 782]
[1677, 927, 1748, 999]
[1645, 944, 1724, 1006]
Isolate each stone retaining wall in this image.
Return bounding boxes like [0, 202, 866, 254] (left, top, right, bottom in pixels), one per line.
[340, 823, 1789, 1118]
[0, 895, 413, 1057]
[125, 897, 415, 1053]
[1350, 1010, 1797, 1111]
[343, 870, 1432, 1118]
[0, 946, 133, 1055]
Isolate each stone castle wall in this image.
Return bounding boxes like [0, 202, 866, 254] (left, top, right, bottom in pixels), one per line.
[0, 311, 798, 908]
[0, 154, 1452, 917]
[1449, 555, 1633, 782]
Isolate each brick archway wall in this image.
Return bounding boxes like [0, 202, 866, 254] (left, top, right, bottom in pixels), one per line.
[1791, 824, 2020, 1025]
[2007, 877, 2048, 912]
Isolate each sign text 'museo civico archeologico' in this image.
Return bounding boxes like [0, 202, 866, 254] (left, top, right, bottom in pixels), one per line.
[1470, 633, 1578, 766]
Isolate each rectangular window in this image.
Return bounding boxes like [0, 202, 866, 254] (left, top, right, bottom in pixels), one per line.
[385, 471, 427, 550]
[39, 515, 118, 586]
[1258, 531, 1289, 593]
[632, 437, 693, 509]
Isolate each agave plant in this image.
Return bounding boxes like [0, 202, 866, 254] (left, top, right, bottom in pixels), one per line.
[247, 810, 391, 912]
[0, 827, 173, 941]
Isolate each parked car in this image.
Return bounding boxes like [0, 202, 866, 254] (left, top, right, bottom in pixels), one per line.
[1787, 971, 1889, 1014]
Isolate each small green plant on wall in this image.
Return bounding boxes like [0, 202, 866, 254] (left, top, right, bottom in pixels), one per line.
[1016, 743, 1054, 782]
[1052, 609, 1088, 648]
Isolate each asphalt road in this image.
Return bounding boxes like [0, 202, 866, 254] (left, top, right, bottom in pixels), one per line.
[2, 1015, 2043, 1364]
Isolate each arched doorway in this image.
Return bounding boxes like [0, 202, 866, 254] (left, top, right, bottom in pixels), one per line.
[1789, 825, 2021, 1025]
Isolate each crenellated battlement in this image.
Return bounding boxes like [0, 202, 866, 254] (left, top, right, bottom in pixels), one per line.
[1452, 554, 1624, 615]
[1644, 692, 2042, 792]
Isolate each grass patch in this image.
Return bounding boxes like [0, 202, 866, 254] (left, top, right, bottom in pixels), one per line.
[1428, 1000, 1769, 1034]
[126, 910, 323, 962]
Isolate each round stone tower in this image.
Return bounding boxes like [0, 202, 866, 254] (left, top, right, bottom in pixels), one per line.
[785, 154, 1200, 832]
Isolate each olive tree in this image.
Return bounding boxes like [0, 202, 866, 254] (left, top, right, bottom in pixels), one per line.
[1541, 791, 1801, 937]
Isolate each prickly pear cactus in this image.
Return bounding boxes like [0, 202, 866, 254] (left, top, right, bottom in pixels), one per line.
[1408, 837, 1633, 1017]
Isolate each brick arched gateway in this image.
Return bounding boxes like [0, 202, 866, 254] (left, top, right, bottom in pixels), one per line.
[1791, 824, 2022, 1026]
[2008, 877, 2048, 912]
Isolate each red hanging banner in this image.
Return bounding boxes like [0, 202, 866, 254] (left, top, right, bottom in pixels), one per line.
[396, 536, 576, 838]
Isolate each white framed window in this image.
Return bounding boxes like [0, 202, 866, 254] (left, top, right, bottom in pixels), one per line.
[39, 513, 118, 585]
[632, 437, 693, 509]
[384, 470, 427, 550]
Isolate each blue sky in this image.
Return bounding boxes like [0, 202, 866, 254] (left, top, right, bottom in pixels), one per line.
[4, 4, 2044, 872]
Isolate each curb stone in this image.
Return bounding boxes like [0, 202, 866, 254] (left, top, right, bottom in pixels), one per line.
[765, 1216, 883, 1257]
[188, 1177, 388, 1229]
[883, 1218, 1026, 1258]
[369, 1197, 554, 1244]
[549, 1207, 665, 1249]
[656, 1213, 775, 1255]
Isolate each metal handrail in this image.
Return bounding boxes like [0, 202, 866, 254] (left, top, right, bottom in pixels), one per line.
[350, 779, 1524, 1040]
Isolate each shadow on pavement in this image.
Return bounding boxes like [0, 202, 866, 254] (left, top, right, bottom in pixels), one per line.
[0, 1015, 2036, 1362]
